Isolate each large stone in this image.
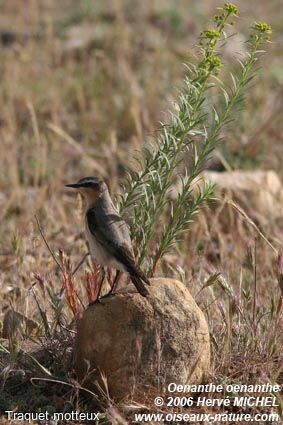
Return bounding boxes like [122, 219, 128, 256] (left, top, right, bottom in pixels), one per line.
[169, 170, 283, 224]
[202, 170, 283, 221]
[75, 278, 210, 401]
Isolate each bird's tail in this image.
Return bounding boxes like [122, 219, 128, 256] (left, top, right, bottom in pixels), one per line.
[130, 274, 150, 297]
[139, 270, 151, 286]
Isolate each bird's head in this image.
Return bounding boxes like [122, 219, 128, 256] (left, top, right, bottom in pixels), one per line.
[65, 176, 107, 205]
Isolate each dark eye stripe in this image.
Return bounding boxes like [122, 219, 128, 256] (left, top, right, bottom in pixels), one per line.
[85, 181, 100, 187]
[77, 177, 100, 187]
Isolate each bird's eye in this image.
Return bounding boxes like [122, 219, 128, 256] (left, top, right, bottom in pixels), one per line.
[85, 181, 95, 188]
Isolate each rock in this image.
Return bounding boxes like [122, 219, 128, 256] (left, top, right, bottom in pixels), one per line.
[63, 24, 110, 52]
[2, 309, 41, 339]
[202, 170, 283, 222]
[0, 30, 29, 47]
[75, 278, 210, 401]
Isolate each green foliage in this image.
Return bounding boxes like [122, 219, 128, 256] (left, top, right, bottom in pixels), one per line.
[119, 3, 271, 275]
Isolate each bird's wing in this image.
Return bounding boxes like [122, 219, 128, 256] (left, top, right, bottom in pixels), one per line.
[86, 207, 136, 271]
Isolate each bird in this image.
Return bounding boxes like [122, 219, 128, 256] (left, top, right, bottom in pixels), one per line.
[65, 176, 150, 297]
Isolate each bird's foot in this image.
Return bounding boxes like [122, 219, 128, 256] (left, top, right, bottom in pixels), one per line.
[100, 290, 116, 300]
[88, 298, 105, 307]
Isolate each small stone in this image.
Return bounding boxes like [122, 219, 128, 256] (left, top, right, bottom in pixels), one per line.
[2, 309, 41, 339]
[63, 24, 110, 52]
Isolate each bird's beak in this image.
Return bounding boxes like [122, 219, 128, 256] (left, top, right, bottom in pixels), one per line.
[65, 183, 81, 189]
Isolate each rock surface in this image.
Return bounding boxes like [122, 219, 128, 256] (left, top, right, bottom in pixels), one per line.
[170, 170, 283, 224]
[75, 278, 210, 401]
[202, 170, 283, 221]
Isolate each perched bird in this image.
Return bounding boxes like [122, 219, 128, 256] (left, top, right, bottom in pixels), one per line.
[66, 176, 150, 297]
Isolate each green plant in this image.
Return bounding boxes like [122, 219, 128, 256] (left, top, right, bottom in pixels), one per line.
[119, 3, 271, 275]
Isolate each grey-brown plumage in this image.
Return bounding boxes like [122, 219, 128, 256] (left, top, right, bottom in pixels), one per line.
[66, 176, 150, 297]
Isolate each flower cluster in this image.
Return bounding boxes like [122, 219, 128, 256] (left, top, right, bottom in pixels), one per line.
[199, 28, 221, 50]
[214, 2, 239, 27]
[203, 29, 221, 41]
[250, 21, 272, 43]
[223, 3, 239, 16]
[200, 54, 223, 73]
[253, 22, 272, 36]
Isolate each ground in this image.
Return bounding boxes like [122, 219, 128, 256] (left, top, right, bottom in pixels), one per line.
[0, 0, 282, 424]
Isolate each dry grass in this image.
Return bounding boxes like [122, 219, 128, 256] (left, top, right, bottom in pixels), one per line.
[0, 0, 282, 423]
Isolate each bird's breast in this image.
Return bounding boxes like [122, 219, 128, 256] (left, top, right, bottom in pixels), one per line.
[85, 220, 108, 266]
[84, 217, 125, 272]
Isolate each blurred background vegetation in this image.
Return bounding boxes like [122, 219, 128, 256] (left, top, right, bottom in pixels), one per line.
[0, 0, 282, 206]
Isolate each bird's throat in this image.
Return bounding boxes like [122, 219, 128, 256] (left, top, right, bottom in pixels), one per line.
[81, 189, 101, 207]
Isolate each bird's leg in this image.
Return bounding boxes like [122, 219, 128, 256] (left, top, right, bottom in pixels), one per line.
[97, 266, 106, 299]
[99, 270, 121, 299]
[112, 270, 122, 293]
[88, 266, 106, 306]
[107, 270, 121, 296]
